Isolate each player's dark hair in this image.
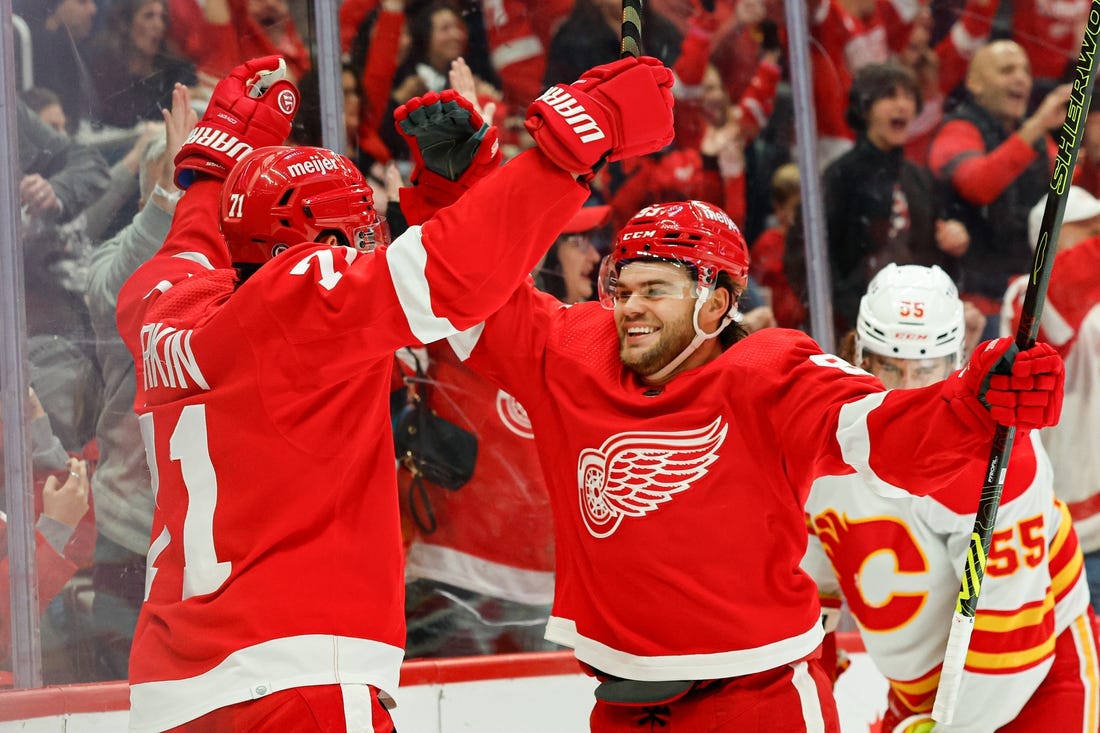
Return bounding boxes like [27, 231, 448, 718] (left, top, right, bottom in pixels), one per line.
[845, 63, 922, 135]
[716, 272, 747, 349]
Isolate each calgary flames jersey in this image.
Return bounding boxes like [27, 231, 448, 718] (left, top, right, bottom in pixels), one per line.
[451, 285, 1007, 682]
[116, 150, 586, 731]
[803, 431, 1091, 729]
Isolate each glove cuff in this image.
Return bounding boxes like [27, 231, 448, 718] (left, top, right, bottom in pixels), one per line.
[399, 172, 469, 226]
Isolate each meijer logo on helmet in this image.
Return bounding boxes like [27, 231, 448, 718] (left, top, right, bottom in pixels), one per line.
[538, 87, 606, 143]
[287, 155, 342, 178]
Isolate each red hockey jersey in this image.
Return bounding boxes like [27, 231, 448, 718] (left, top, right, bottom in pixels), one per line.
[451, 286, 1004, 681]
[116, 150, 586, 731]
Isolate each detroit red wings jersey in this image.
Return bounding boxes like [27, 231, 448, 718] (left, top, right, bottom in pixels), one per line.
[1002, 237, 1100, 553]
[450, 285, 1005, 681]
[803, 431, 1091, 729]
[398, 343, 554, 605]
[116, 150, 586, 732]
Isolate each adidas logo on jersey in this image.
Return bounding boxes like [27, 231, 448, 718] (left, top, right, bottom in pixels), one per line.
[537, 87, 606, 144]
[287, 155, 342, 178]
[183, 126, 253, 162]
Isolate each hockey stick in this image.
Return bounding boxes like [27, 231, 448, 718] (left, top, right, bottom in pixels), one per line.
[621, 0, 643, 58]
[931, 4, 1100, 725]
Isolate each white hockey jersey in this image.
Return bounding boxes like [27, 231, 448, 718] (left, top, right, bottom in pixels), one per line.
[803, 431, 1090, 730]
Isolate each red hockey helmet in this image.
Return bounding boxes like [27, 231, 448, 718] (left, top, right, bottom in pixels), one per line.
[598, 201, 749, 308]
[219, 146, 389, 265]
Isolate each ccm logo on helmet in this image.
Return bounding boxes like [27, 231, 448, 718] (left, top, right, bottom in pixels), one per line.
[537, 86, 606, 143]
[183, 126, 253, 161]
[621, 230, 657, 240]
[287, 155, 342, 178]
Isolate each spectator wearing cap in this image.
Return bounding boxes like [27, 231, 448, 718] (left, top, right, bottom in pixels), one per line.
[535, 205, 611, 305]
[1003, 187, 1100, 613]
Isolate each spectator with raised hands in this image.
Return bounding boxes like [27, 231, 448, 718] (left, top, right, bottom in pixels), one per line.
[82, 81, 195, 682]
[929, 39, 1071, 338]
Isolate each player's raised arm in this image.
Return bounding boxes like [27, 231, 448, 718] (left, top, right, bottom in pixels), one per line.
[389, 55, 675, 334]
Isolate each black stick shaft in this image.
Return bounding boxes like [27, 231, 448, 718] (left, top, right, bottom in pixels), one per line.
[621, 0, 643, 59]
[933, 3, 1100, 724]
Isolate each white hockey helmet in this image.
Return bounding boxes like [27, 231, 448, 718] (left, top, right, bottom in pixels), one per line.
[855, 264, 964, 367]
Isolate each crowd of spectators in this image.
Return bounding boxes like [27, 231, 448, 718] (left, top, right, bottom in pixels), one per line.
[4, 0, 1099, 685]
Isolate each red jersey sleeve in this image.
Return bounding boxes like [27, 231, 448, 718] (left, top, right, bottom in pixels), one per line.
[928, 120, 1043, 205]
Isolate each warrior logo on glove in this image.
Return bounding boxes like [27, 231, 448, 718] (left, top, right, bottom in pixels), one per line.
[277, 89, 297, 116]
[533, 87, 606, 144]
[175, 56, 299, 188]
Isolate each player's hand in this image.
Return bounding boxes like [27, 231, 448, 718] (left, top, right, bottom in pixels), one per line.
[950, 338, 1064, 429]
[394, 88, 501, 224]
[525, 56, 674, 178]
[395, 88, 500, 184]
[174, 56, 299, 188]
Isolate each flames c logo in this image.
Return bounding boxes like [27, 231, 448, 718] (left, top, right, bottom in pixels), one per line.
[577, 418, 727, 538]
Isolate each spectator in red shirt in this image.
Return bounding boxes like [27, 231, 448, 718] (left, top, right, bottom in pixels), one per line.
[928, 39, 1071, 337]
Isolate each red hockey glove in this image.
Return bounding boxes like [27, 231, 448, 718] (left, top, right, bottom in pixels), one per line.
[394, 89, 501, 224]
[174, 56, 299, 188]
[948, 338, 1064, 429]
[525, 56, 674, 178]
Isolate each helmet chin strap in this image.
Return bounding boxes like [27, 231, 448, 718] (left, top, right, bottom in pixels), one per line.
[642, 287, 737, 385]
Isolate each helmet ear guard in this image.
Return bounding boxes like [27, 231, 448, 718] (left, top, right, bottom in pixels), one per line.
[855, 264, 964, 368]
[220, 146, 389, 269]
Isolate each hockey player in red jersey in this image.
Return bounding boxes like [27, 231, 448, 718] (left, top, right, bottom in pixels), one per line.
[441, 198, 1066, 731]
[803, 264, 1098, 733]
[115, 55, 674, 732]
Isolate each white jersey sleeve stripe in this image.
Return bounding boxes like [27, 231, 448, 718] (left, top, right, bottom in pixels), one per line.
[835, 392, 911, 498]
[386, 225, 459, 343]
[448, 322, 486, 362]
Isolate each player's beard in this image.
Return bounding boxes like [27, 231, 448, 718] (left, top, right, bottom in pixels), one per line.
[619, 311, 696, 377]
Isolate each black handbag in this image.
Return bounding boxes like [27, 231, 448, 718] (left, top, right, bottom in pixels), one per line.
[394, 349, 478, 533]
